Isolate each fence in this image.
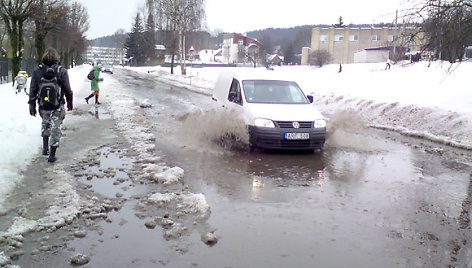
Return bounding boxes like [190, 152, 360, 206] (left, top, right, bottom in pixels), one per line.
[0, 57, 11, 84]
[0, 58, 37, 84]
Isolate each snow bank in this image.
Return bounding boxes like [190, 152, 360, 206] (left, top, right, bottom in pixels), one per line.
[0, 81, 41, 213]
[0, 65, 89, 234]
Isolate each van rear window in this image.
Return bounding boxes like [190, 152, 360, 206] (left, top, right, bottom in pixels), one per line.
[242, 80, 309, 104]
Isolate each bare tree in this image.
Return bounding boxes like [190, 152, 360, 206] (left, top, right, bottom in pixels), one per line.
[114, 29, 128, 46]
[0, 19, 6, 48]
[0, 0, 35, 80]
[44, 1, 89, 68]
[66, 1, 89, 66]
[407, 0, 472, 62]
[308, 49, 332, 67]
[31, 0, 67, 65]
[152, 0, 205, 75]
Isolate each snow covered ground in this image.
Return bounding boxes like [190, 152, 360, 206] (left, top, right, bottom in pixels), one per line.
[1, 60, 472, 215]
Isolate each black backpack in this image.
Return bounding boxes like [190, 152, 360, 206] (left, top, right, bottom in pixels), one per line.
[38, 65, 62, 110]
[87, 69, 95, 80]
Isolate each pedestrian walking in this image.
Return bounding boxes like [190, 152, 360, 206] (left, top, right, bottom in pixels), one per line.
[28, 47, 73, 162]
[385, 58, 391, 70]
[85, 63, 101, 104]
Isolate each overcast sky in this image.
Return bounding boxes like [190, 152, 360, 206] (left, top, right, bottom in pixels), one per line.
[80, 0, 410, 39]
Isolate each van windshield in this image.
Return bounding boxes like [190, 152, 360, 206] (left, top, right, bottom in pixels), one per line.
[242, 80, 309, 104]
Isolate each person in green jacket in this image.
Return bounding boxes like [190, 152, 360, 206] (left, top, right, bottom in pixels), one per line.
[85, 63, 101, 104]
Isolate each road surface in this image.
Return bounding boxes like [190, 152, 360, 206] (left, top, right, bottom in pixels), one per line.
[1, 67, 472, 268]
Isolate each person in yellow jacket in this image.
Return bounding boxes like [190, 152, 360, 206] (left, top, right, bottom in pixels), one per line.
[85, 63, 101, 104]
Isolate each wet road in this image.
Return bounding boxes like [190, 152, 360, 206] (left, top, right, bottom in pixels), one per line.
[108, 68, 472, 267]
[5, 67, 472, 268]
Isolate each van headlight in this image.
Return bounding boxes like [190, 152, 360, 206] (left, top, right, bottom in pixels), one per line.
[314, 119, 327, 128]
[254, 118, 275, 128]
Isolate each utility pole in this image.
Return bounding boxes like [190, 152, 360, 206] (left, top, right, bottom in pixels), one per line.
[393, 10, 398, 59]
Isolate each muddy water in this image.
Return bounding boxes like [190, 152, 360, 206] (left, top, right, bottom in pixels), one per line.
[107, 69, 472, 267]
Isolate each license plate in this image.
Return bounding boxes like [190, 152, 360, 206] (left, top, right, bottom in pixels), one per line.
[284, 133, 309, 140]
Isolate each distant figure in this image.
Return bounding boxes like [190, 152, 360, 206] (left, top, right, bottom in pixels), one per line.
[338, 64, 342, 73]
[13, 72, 28, 94]
[85, 63, 101, 104]
[385, 59, 391, 70]
[410, 53, 421, 63]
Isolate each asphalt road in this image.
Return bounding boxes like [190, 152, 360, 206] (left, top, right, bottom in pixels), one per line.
[3, 67, 472, 268]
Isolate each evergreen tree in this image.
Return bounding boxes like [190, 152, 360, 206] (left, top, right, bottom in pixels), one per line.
[283, 43, 295, 65]
[144, 11, 156, 63]
[336, 16, 344, 27]
[125, 13, 146, 66]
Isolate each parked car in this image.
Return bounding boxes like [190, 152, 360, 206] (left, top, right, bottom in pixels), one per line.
[101, 64, 114, 74]
[212, 70, 326, 151]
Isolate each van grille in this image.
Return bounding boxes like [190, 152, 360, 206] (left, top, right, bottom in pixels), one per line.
[276, 121, 313, 129]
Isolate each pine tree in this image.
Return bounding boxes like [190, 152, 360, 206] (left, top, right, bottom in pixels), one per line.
[284, 43, 295, 65]
[144, 11, 156, 63]
[125, 13, 146, 66]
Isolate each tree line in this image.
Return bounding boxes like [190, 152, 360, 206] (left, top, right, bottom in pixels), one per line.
[2, 0, 470, 81]
[124, 0, 206, 75]
[0, 0, 89, 81]
[418, 0, 472, 63]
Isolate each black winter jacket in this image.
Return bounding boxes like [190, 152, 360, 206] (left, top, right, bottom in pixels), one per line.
[29, 60, 73, 110]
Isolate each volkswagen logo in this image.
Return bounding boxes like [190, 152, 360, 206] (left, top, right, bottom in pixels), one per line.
[292, 122, 300, 128]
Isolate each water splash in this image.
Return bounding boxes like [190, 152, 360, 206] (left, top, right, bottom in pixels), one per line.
[326, 109, 382, 151]
[175, 108, 250, 152]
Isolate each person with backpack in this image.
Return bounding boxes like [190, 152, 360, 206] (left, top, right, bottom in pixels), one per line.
[28, 47, 73, 163]
[84, 63, 101, 104]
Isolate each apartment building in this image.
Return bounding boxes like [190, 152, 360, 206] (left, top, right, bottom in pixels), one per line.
[84, 46, 126, 64]
[301, 26, 425, 65]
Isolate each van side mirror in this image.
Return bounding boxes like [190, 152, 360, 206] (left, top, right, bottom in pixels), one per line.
[307, 95, 314, 103]
[228, 92, 237, 102]
[228, 92, 242, 105]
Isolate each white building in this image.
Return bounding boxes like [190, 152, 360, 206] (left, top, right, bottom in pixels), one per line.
[222, 33, 261, 64]
[84, 46, 126, 64]
[198, 49, 223, 63]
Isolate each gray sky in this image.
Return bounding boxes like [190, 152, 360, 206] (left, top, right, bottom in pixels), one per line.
[80, 0, 409, 39]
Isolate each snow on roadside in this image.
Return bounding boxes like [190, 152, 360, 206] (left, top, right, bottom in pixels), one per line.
[0, 65, 89, 214]
[0, 80, 41, 214]
[0, 65, 90, 239]
[1, 168, 80, 237]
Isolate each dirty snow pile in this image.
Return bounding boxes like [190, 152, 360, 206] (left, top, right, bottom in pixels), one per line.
[136, 61, 472, 150]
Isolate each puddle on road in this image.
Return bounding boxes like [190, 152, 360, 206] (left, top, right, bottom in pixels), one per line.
[76, 146, 144, 199]
[86, 106, 112, 120]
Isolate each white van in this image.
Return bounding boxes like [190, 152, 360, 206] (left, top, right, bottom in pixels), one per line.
[212, 70, 326, 151]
